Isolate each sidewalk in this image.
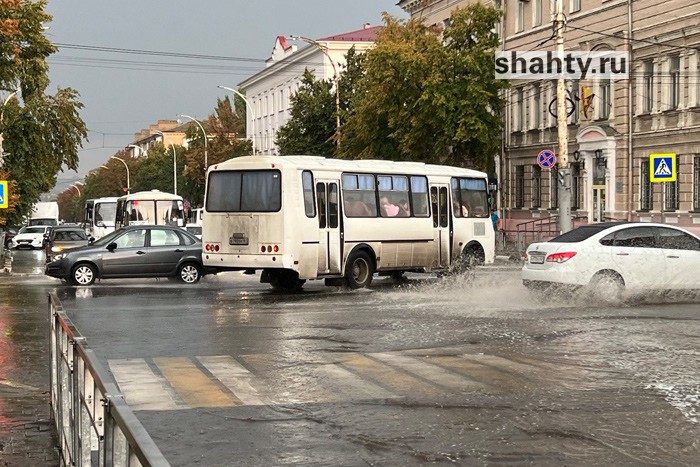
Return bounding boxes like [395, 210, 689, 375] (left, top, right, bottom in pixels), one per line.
[0, 275, 59, 465]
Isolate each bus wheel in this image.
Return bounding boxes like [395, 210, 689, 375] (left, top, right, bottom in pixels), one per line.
[345, 251, 373, 289]
[269, 270, 305, 292]
[451, 246, 483, 279]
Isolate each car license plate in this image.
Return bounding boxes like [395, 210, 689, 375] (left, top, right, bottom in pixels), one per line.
[530, 254, 545, 264]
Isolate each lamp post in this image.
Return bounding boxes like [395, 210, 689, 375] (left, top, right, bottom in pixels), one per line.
[127, 144, 146, 159]
[154, 130, 178, 196]
[111, 155, 130, 194]
[289, 35, 341, 149]
[217, 85, 257, 155]
[70, 184, 81, 196]
[178, 114, 208, 174]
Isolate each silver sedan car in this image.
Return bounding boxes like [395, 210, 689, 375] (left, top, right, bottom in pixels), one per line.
[45, 225, 211, 286]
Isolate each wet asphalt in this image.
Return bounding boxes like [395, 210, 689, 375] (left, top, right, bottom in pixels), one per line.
[2, 249, 700, 466]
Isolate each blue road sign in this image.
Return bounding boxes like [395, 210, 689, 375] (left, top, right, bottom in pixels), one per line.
[0, 180, 7, 208]
[537, 150, 556, 170]
[650, 153, 676, 183]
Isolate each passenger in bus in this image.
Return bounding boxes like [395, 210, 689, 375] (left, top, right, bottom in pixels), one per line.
[344, 195, 372, 217]
[452, 201, 470, 217]
[397, 199, 410, 217]
[380, 196, 400, 217]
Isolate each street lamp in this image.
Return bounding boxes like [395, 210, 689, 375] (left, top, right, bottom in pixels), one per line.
[154, 130, 178, 196]
[70, 184, 81, 196]
[217, 85, 257, 155]
[178, 114, 208, 174]
[288, 35, 341, 149]
[127, 144, 146, 159]
[110, 155, 130, 194]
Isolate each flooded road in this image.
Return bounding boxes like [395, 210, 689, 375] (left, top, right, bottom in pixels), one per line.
[46, 267, 700, 466]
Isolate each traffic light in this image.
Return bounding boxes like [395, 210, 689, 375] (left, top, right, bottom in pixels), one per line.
[558, 169, 566, 187]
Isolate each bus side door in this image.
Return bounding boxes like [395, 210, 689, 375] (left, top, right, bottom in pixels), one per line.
[316, 180, 342, 275]
[430, 185, 451, 268]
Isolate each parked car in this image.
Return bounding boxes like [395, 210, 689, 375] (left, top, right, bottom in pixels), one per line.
[45, 226, 90, 263]
[45, 225, 210, 286]
[185, 223, 202, 240]
[8, 225, 52, 250]
[522, 222, 700, 301]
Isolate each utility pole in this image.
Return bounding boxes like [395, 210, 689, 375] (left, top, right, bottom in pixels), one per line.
[555, 0, 572, 233]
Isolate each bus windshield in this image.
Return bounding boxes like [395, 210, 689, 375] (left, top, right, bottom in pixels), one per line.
[94, 202, 116, 226]
[206, 170, 281, 212]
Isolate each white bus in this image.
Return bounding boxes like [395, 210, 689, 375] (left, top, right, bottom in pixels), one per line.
[114, 190, 186, 229]
[84, 197, 118, 239]
[202, 156, 495, 291]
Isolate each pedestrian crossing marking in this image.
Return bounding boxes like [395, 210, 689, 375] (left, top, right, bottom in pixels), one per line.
[196, 355, 266, 406]
[109, 359, 181, 410]
[340, 354, 442, 397]
[109, 352, 565, 411]
[154, 357, 242, 408]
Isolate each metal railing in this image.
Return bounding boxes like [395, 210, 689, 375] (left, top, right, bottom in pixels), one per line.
[49, 293, 170, 467]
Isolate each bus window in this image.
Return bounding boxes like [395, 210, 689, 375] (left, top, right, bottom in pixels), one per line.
[207, 170, 281, 212]
[410, 176, 429, 217]
[316, 182, 327, 228]
[128, 200, 155, 224]
[439, 187, 449, 227]
[341, 173, 377, 217]
[302, 171, 315, 217]
[452, 178, 489, 218]
[329, 183, 338, 228]
[158, 200, 185, 226]
[377, 175, 409, 217]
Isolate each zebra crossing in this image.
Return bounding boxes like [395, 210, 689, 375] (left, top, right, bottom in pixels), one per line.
[108, 350, 574, 411]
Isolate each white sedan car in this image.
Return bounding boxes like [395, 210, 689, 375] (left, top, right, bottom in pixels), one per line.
[522, 222, 700, 300]
[9, 225, 51, 250]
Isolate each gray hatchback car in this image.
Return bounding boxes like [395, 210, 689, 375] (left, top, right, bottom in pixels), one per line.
[45, 225, 209, 286]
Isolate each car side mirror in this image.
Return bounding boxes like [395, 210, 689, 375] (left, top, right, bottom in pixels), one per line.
[107, 242, 117, 251]
[96, 221, 105, 227]
[88, 237, 95, 245]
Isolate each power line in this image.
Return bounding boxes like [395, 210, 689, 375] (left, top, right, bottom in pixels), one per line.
[54, 42, 266, 63]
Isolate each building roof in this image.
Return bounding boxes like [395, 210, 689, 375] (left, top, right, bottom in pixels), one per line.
[317, 25, 382, 42]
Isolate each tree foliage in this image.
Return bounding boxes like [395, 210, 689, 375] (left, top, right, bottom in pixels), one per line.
[276, 70, 335, 157]
[339, 5, 506, 171]
[0, 0, 87, 226]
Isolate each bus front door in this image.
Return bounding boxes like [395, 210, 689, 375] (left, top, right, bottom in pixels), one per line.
[430, 185, 450, 269]
[316, 181, 342, 275]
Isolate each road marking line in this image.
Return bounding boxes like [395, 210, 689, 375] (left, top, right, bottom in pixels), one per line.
[197, 355, 267, 406]
[109, 359, 181, 411]
[154, 357, 242, 408]
[314, 363, 396, 401]
[370, 353, 484, 392]
[423, 356, 510, 389]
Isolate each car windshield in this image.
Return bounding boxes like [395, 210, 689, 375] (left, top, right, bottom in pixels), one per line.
[53, 230, 88, 241]
[549, 225, 611, 243]
[22, 226, 47, 234]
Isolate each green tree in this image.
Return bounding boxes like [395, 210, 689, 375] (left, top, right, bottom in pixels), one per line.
[276, 70, 335, 157]
[181, 96, 250, 206]
[340, 6, 506, 171]
[0, 0, 87, 226]
[131, 143, 186, 194]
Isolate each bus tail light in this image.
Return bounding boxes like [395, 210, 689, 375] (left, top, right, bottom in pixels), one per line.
[261, 246, 266, 253]
[273, 245, 279, 253]
[205, 244, 211, 251]
[267, 245, 272, 253]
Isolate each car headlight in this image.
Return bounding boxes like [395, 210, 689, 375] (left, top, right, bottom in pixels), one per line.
[51, 246, 62, 253]
[51, 254, 64, 261]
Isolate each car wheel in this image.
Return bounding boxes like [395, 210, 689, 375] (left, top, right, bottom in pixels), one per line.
[178, 263, 201, 284]
[344, 250, 374, 289]
[590, 271, 624, 303]
[72, 263, 97, 286]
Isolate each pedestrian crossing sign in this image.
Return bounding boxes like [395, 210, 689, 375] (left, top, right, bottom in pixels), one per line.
[649, 153, 676, 182]
[0, 180, 7, 208]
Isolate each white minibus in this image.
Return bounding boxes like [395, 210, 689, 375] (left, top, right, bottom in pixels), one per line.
[114, 190, 186, 229]
[202, 156, 494, 291]
[84, 197, 118, 239]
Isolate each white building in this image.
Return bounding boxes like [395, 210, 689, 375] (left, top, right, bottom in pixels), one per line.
[238, 25, 381, 155]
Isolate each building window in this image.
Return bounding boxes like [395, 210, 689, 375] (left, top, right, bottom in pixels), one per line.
[670, 55, 681, 109]
[532, 165, 542, 208]
[551, 166, 559, 209]
[640, 162, 653, 210]
[517, 1, 525, 32]
[665, 180, 679, 211]
[694, 156, 700, 211]
[572, 162, 582, 210]
[516, 87, 525, 131]
[600, 80, 611, 119]
[532, 83, 541, 129]
[534, 0, 542, 26]
[569, 80, 579, 124]
[643, 61, 654, 113]
[570, 0, 581, 13]
[515, 166, 524, 208]
[696, 56, 700, 107]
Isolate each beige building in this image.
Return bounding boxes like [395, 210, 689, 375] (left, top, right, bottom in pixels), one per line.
[399, 0, 700, 236]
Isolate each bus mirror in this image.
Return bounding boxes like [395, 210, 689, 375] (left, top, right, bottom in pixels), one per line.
[95, 221, 105, 227]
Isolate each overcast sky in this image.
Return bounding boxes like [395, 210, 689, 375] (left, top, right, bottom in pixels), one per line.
[44, 1, 407, 194]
